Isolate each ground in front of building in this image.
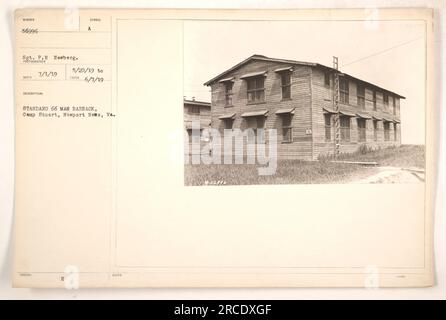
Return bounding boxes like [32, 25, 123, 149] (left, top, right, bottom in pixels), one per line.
[184, 144, 425, 185]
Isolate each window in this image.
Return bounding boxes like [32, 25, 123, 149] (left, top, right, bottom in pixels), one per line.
[357, 84, 365, 109]
[373, 120, 378, 141]
[189, 106, 200, 115]
[223, 118, 234, 130]
[383, 93, 389, 112]
[256, 117, 266, 144]
[324, 72, 330, 87]
[324, 113, 331, 141]
[281, 113, 293, 143]
[224, 82, 233, 106]
[384, 122, 390, 141]
[247, 77, 265, 103]
[340, 78, 349, 104]
[281, 72, 291, 100]
[372, 91, 377, 110]
[392, 97, 396, 115]
[246, 116, 265, 143]
[394, 123, 398, 141]
[340, 116, 350, 142]
[357, 118, 366, 142]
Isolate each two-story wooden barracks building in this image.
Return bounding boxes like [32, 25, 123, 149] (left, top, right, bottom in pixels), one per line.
[204, 54, 404, 161]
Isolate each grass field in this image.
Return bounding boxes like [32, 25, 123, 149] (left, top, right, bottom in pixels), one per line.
[184, 144, 425, 186]
[331, 144, 425, 168]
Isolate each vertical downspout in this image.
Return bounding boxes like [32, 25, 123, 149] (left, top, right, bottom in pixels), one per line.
[309, 67, 314, 161]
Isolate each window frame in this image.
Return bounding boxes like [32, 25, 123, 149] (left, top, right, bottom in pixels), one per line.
[224, 82, 234, 107]
[373, 120, 378, 141]
[340, 116, 351, 142]
[281, 113, 293, 143]
[372, 91, 377, 110]
[246, 76, 265, 104]
[246, 116, 266, 144]
[324, 113, 332, 141]
[280, 72, 291, 100]
[255, 117, 266, 144]
[392, 96, 396, 115]
[384, 121, 390, 141]
[187, 128, 202, 144]
[357, 118, 366, 142]
[357, 84, 365, 109]
[188, 105, 200, 115]
[383, 93, 389, 112]
[340, 78, 349, 104]
[324, 71, 330, 87]
[223, 118, 234, 130]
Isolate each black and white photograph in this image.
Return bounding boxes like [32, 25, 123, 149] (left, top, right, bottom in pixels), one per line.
[183, 19, 426, 185]
[3, 5, 442, 295]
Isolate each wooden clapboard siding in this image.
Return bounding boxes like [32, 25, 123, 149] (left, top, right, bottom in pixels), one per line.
[184, 100, 211, 128]
[205, 55, 402, 161]
[311, 68, 333, 158]
[210, 59, 313, 160]
[184, 100, 212, 159]
[310, 68, 401, 160]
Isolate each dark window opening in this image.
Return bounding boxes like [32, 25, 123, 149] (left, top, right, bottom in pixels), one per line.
[281, 72, 291, 100]
[189, 106, 200, 115]
[324, 72, 330, 87]
[281, 113, 293, 143]
[224, 82, 233, 106]
[340, 116, 350, 142]
[187, 129, 202, 144]
[383, 93, 389, 112]
[246, 116, 266, 144]
[324, 113, 331, 141]
[373, 120, 378, 141]
[357, 118, 366, 142]
[357, 84, 365, 109]
[384, 122, 390, 141]
[247, 77, 265, 104]
[340, 78, 349, 104]
[392, 97, 396, 115]
[223, 118, 234, 130]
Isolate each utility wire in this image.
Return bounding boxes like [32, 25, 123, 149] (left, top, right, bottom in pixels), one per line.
[340, 36, 424, 68]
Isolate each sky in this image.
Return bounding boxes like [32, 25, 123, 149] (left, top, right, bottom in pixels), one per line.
[183, 19, 426, 145]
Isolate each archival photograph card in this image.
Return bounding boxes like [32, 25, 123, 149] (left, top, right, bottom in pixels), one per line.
[13, 8, 435, 288]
